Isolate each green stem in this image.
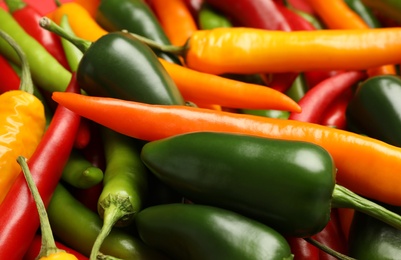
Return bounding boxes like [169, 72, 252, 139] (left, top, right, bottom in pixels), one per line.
[4, 0, 26, 13]
[332, 184, 401, 230]
[39, 17, 92, 53]
[90, 195, 134, 260]
[17, 156, 63, 258]
[0, 29, 33, 94]
[304, 237, 356, 260]
[59, 15, 83, 72]
[124, 30, 186, 56]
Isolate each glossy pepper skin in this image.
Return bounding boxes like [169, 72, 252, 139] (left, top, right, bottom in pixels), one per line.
[135, 203, 294, 260]
[77, 31, 185, 105]
[346, 75, 401, 147]
[348, 203, 401, 259]
[140, 131, 336, 237]
[95, 0, 181, 64]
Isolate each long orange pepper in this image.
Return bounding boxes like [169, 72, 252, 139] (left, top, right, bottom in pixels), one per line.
[150, 0, 198, 46]
[143, 27, 401, 75]
[159, 59, 301, 112]
[47, 2, 107, 42]
[53, 92, 401, 207]
[306, 0, 396, 76]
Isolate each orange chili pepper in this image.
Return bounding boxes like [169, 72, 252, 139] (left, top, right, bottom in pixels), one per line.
[159, 58, 301, 112]
[47, 2, 107, 42]
[73, 0, 100, 18]
[150, 0, 198, 46]
[52, 92, 401, 207]
[141, 27, 401, 75]
[306, 0, 397, 76]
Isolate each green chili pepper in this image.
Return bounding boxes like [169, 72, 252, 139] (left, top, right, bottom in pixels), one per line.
[198, 3, 233, 30]
[135, 203, 294, 260]
[346, 75, 401, 147]
[47, 183, 169, 259]
[344, 0, 381, 28]
[141, 131, 401, 237]
[95, 0, 182, 64]
[285, 73, 308, 102]
[61, 149, 104, 189]
[90, 127, 149, 259]
[40, 17, 185, 106]
[0, 8, 71, 93]
[348, 203, 401, 259]
[59, 14, 83, 72]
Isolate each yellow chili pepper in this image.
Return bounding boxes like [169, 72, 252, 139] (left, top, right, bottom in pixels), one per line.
[0, 30, 45, 204]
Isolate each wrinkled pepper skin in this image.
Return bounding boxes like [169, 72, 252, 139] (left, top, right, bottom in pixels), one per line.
[140, 131, 336, 237]
[348, 203, 401, 259]
[135, 203, 294, 260]
[95, 0, 181, 64]
[346, 75, 401, 147]
[77, 31, 185, 106]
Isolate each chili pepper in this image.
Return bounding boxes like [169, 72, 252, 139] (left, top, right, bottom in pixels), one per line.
[343, 0, 381, 28]
[62, 149, 104, 189]
[52, 91, 401, 207]
[0, 29, 45, 205]
[320, 89, 353, 130]
[69, 183, 103, 213]
[275, 2, 316, 31]
[285, 0, 315, 15]
[59, 14, 83, 72]
[348, 202, 401, 259]
[95, 0, 182, 64]
[136, 203, 294, 260]
[284, 1, 324, 29]
[40, 17, 185, 106]
[17, 156, 78, 260]
[286, 237, 319, 260]
[240, 109, 290, 120]
[73, 0, 100, 18]
[0, 73, 80, 259]
[47, 2, 107, 42]
[289, 71, 366, 123]
[198, 3, 233, 30]
[150, 0, 198, 46]
[285, 73, 308, 102]
[24, 235, 88, 260]
[140, 131, 401, 237]
[4, 0, 70, 70]
[47, 183, 169, 259]
[346, 75, 401, 147]
[361, 0, 401, 25]
[130, 27, 401, 75]
[0, 8, 71, 93]
[183, 0, 203, 18]
[74, 118, 91, 149]
[90, 127, 149, 259]
[304, 70, 342, 89]
[159, 58, 301, 112]
[0, 53, 20, 93]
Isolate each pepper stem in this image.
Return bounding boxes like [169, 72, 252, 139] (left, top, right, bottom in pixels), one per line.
[3, 0, 26, 13]
[17, 156, 62, 259]
[332, 184, 401, 230]
[39, 17, 92, 53]
[304, 237, 356, 260]
[124, 30, 186, 56]
[0, 29, 34, 94]
[90, 194, 134, 260]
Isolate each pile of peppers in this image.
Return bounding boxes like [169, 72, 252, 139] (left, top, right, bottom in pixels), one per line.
[3, 0, 401, 259]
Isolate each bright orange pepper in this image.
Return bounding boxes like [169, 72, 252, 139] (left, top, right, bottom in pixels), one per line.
[73, 0, 100, 18]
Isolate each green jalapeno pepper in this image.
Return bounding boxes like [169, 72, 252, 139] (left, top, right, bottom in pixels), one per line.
[346, 75, 401, 147]
[95, 0, 182, 64]
[135, 203, 294, 260]
[141, 131, 401, 237]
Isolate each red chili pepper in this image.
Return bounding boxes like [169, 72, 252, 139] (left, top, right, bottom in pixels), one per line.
[286, 236, 320, 259]
[4, 0, 70, 70]
[320, 89, 354, 130]
[274, 2, 316, 30]
[74, 117, 92, 149]
[289, 71, 367, 124]
[0, 73, 81, 259]
[24, 235, 88, 260]
[0, 54, 20, 93]
[304, 70, 342, 89]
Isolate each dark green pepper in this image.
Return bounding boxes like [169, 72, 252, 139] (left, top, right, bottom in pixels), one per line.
[95, 0, 182, 64]
[348, 203, 401, 259]
[135, 203, 294, 260]
[141, 131, 401, 238]
[198, 3, 233, 30]
[346, 75, 401, 147]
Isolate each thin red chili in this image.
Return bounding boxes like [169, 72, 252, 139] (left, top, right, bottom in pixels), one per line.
[5, 0, 70, 70]
[320, 89, 354, 130]
[0, 73, 81, 259]
[74, 117, 92, 149]
[0, 54, 20, 93]
[286, 236, 320, 259]
[289, 71, 367, 123]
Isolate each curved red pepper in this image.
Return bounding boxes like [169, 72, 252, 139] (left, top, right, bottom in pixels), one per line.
[0, 54, 20, 94]
[24, 235, 88, 260]
[320, 89, 354, 130]
[286, 236, 320, 259]
[7, 0, 70, 70]
[289, 71, 367, 124]
[0, 73, 80, 259]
